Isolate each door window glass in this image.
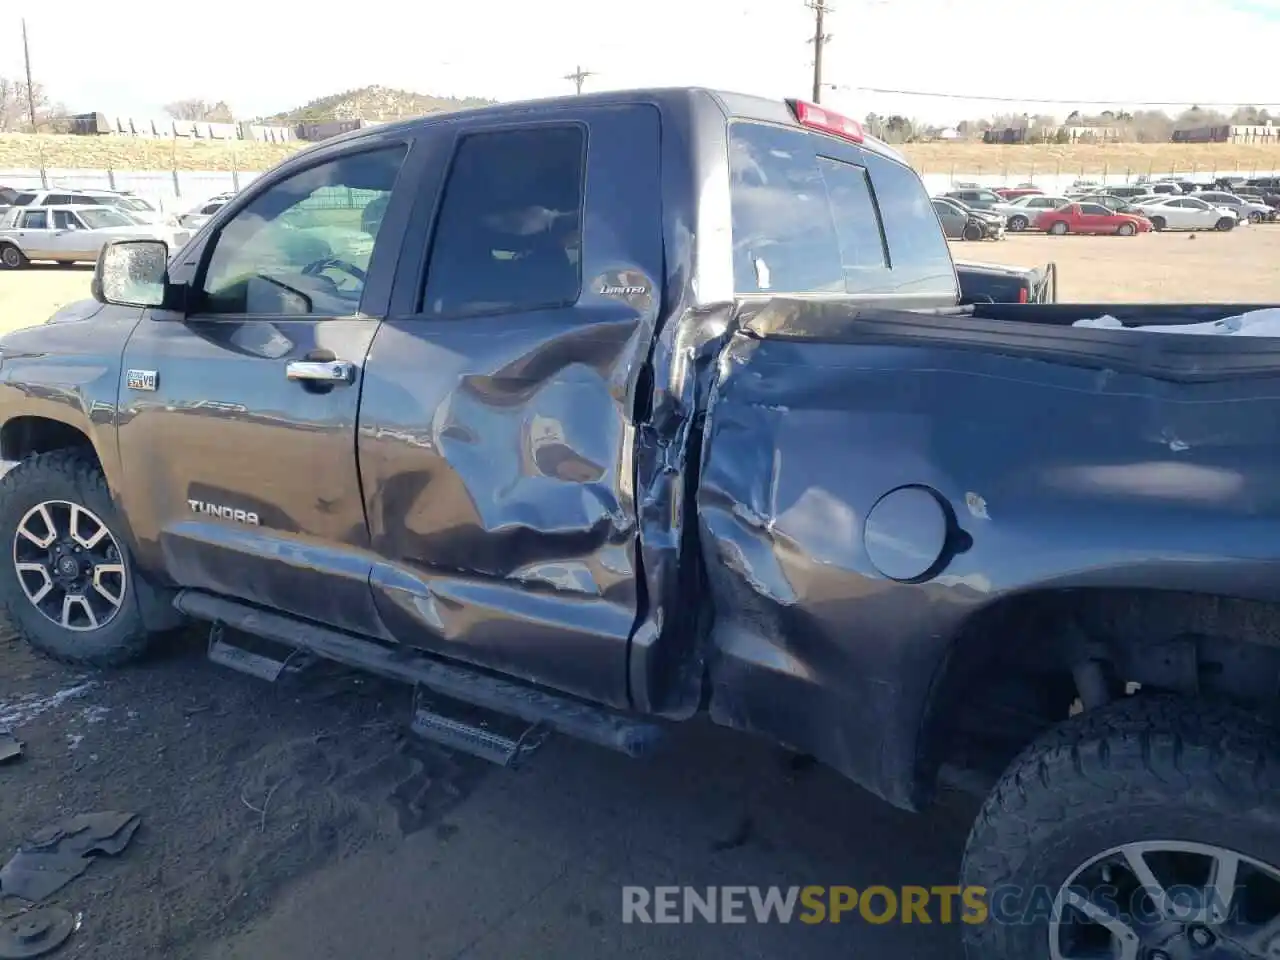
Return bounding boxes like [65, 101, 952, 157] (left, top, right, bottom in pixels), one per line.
[422, 126, 586, 317]
[199, 144, 408, 316]
[21, 210, 48, 229]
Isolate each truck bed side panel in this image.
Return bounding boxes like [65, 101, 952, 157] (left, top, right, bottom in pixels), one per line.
[697, 299, 1280, 810]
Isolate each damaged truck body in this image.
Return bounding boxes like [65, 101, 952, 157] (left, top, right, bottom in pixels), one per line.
[4, 88, 1280, 958]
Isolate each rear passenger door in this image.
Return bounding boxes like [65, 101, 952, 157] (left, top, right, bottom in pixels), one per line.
[358, 105, 664, 707]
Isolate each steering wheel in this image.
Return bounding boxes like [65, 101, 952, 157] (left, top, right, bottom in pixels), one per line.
[301, 257, 367, 284]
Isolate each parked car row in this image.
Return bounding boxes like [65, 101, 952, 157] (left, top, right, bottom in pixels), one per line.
[0, 186, 177, 226]
[0, 203, 191, 268]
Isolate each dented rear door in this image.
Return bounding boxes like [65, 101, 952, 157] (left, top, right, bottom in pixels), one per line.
[357, 103, 663, 707]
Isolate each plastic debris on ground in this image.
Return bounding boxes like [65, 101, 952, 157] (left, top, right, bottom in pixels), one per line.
[0, 812, 140, 903]
[0, 907, 75, 959]
[0, 735, 20, 765]
[1073, 307, 1280, 336]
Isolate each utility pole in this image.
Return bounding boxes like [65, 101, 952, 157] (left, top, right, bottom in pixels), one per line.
[806, 1, 833, 103]
[564, 65, 595, 95]
[21, 18, 37, 131]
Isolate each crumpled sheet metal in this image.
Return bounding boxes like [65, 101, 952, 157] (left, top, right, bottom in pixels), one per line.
[0, 812, 140, 903]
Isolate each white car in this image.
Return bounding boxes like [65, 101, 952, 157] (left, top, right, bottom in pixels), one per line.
[1195, 191, 1276, 224]
[77, 190, 176, 226]
[0, 205, 191, 268]
[178, 197, 233, 230]
[1132, 196, 1239, 232]
[994, 195, 1070, 232]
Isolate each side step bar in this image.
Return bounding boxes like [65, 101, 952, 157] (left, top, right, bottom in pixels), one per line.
[174, 589, 663, 759]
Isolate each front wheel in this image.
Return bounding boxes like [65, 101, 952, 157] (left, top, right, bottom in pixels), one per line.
[1249, 211, 1263, 224]
[1116, 222, 1136, 236]
[1008, 215, 1029, 232]
[962, 696, 1280, 960]
[0, 451, 153, 666]
[1150, 216, 1167, 231]
[1048, 221, 1069, 235]
[963, 223, 984, 241]
[1217, 217, 1236, 232]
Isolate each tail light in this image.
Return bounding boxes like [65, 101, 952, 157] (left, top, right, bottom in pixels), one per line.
[786, 100, 865, 143]
[1018, 286, 1029, 303]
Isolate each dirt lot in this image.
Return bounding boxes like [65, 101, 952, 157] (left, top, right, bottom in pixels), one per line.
[4, 224, 1280, 333]
[0, 226, 1278, 960]
[953, 221, 1280, 302]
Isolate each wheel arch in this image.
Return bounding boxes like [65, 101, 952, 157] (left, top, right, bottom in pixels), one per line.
[914, 585, 1280, 801]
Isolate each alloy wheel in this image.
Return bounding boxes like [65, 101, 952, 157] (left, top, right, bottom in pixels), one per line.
[12, 500, 127, 632]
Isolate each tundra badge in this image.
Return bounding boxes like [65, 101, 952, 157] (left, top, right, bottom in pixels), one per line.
[126, 369, 158, 391]
[188, 499, 261, 526]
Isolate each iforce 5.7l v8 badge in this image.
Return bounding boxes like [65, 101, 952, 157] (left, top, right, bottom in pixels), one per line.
[126, 369, 158, 392]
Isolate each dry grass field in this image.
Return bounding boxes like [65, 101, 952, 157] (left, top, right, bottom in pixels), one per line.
[2, 131, 1279, 177]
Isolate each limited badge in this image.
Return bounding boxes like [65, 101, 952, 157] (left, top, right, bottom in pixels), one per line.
[126, 369, 158, 392]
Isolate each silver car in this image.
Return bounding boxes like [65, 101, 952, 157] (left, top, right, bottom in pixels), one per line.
[0, 205, 190, 268]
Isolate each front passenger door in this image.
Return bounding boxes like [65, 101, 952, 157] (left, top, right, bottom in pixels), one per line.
[116, 139, 418, 636]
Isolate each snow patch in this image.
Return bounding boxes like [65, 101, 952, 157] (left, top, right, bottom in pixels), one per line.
[0, 682, 96, 731]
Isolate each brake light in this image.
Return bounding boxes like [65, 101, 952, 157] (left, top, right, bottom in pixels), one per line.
[787, 99, 865, 143]
[1018, 286, 1029, 303]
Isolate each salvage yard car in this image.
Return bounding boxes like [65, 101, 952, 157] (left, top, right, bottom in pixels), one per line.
[1034, 200, 1152, 235]
[3, 88, 1280, 960]
[1133, 194, 1240, 231]
[0, 205, 191, 268]
[932, 196, 1004, 240]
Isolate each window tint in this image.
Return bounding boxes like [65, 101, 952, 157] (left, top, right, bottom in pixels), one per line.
[44, 194, 75, 205]
[1080, 204, 1110, 215]
[12, 193, 36, 206]
[423, 126, 585, 317]
[729, 122, 953, 298]
[199, 144, 407, 317]
[53, 210, 82, 229]
[21, 210, 48, 229]
[861, 150, 956, 297]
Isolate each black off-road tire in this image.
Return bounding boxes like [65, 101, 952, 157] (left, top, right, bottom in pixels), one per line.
[0, 451, 153, 666]
[960, 695, 1280, 959]
[0, 242, 28, 270]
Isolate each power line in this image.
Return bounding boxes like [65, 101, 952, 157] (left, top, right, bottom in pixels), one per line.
[805, 1, 832, 103]
[833, 84, 1280, 108]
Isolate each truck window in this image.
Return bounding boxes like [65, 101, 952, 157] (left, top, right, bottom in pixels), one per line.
[729, 122, 953, 298]
[198, 144, 408, 317]
[423, 125, 585, 318]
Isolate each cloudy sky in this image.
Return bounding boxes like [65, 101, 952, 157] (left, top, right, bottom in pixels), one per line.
[3, 0, 1279, 124]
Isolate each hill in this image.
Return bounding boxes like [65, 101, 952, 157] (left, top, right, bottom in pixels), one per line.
[263, 86, 495, 125]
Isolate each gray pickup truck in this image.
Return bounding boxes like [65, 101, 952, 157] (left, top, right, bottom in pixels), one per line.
[3, 88, 1280, 959]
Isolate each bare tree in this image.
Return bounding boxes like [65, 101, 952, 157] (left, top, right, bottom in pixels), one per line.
[164, 98, 235, 123]
[0, 76, 52, 132]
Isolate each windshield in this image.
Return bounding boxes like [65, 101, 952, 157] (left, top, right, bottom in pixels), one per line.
[78, 208, 135, 229]
[115, 197, 156, 212]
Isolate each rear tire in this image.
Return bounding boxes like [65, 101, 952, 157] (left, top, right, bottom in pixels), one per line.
[961, 695, 1280, 960]
[1217, 217, 1235, 231]
[1149, 216, 1167, 231]
[1008, 215, 1029, 232]
[1048, 221, 1069, 235]
[0, 451, 152, 666]
[0, 243, 27, 270]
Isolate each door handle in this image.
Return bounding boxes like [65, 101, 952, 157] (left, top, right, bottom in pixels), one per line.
[286, 360, 355, 384]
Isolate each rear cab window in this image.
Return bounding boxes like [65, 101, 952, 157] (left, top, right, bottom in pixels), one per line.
[729, 121, 955, 302]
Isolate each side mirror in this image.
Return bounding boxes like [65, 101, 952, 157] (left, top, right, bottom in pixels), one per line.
[92, 239, 174, 309]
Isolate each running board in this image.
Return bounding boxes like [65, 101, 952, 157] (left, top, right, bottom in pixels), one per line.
[174, 590, 663, 759]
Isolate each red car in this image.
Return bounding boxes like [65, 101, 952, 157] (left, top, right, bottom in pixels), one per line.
[1034, 201, 1152, 236]
[993, 186, 1043, 199]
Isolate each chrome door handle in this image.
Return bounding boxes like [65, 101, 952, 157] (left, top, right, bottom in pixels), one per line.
[286, 360, 355, 384]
